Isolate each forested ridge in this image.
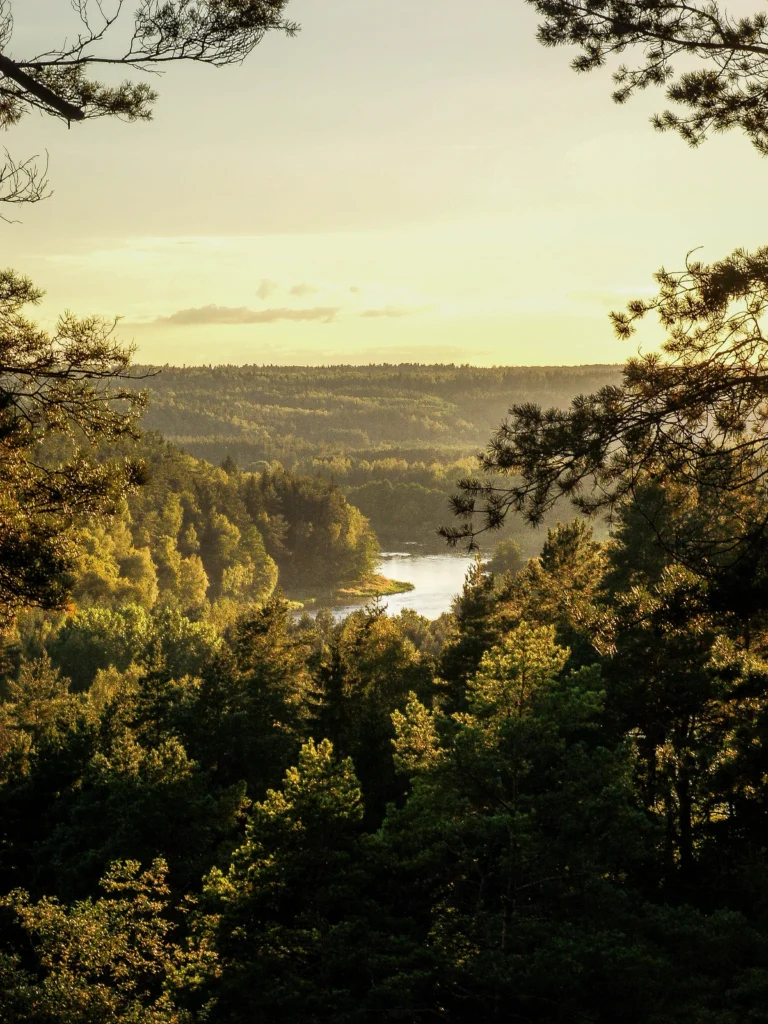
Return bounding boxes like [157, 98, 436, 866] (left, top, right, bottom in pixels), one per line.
[135, 364, 621, 464]
[4, 301, 768, 1018]
[69, 432, 381, 617]
[132, 364, 621, 552]
[8, 295, 768, 1020]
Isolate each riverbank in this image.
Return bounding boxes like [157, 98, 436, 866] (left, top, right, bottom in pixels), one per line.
[337, 574, 415, 599]
[288, 574, 414, 611]
[297, 552, 476, 621]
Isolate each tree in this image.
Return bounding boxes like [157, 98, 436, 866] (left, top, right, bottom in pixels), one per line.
[384, 624, 654, 1021]
[526, 0, 768, 153]
[315, 606, 433, 821]
[73, 520, 159, 609]
[200, 739, 373, 1022]
[0, 271, 149, 624]
[438, 557, 499, 699]
[0, 858, 205, 1022]
[0, 0, 298, 207]
[495, 520, 608, 660]
[447, 247, 768, 609]
[487, 537, 524, 579]
[213, 597, 317, 794]
[0, 1, 300, 619]
[255, 468, 379, 594]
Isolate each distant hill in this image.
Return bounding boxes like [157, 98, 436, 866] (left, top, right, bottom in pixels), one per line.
[133, 363, 622, 468]
[132, 364, 623, 553]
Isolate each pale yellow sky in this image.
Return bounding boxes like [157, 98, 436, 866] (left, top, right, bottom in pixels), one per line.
[4, 0, 768, 365]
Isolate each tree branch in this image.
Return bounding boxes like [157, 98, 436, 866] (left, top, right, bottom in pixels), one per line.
[0, 53, 85, 121]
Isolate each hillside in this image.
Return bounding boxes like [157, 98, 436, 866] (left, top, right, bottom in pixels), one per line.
[133, 364, 622, 552]
[133, 363, 621, 465]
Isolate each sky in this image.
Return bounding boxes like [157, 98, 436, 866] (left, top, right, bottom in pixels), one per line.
[3, 0, 768, 366]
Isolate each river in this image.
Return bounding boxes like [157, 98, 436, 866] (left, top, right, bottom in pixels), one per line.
[325, 551, 477, 621]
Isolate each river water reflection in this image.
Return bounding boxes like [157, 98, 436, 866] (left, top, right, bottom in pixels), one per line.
[327, 552, 476, 621]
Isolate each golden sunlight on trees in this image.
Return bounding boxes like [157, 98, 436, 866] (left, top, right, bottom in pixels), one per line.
[447, 248, 768, 600]
[0, 270, 147, 624]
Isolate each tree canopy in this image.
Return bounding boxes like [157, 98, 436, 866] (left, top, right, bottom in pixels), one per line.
[528, 0, 768, 152]
[446, 247, 768, 591]
[0, 270, 147, 624]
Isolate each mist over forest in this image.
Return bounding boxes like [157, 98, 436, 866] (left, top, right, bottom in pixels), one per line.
[135, 364, 621, 464]
[133, 363, 620, 552]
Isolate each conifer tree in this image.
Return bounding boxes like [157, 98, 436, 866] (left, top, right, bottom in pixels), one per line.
[0, 0, 298, 206]
[525, 0, 768, 153]
[201, 739, 372, 1022]
[449, 248, 768, 621]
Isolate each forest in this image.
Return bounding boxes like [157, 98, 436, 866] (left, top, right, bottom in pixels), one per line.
[75, 432, 380, 611]
[133, 365, 619, 552]
[6, 476, 768, 1022]
[4, 0, 768, 1020]
[6, 247, 768, 1019]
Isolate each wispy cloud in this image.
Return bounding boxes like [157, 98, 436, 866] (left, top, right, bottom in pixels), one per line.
[256, 279, 280, 299]
[289, 282, 319, 297]
[149, 304, 340, 326]
[360, 304, 431, 319]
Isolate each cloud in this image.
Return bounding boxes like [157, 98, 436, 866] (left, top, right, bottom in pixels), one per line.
[256, 279, 279, 299]
[359, 304, 431, 319]
[289, 282, 319, 297]
[126, 300, 430, 330]
[151, 304, 340, 326]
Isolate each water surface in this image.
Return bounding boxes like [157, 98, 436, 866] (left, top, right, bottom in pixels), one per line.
[328, 552, 476, 620]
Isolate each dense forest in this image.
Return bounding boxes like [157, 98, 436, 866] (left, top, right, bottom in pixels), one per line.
[4, 0, 768, 1018]
[132, 365, 620, 552]
[71, 432, 381, 616]
[6, 501, 768, 1021]
[134, 365, 621, 464]
[5, 255, 768, 1018]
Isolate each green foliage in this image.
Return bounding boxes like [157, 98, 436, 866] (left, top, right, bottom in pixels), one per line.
[384, 622, 650, 1020]
[0, 858, 203, 1023]
[526, 0, 768, 153]
[486, 537, 524, 578]
[136, 363, 619, 465]
[121, 434, 279, 613]
[314, 605, 435, 821]
[7, 323, 768, 1019]
[200, 739, 372, 1022]
[132, 363, 620, 552]
[252, 467, 379, 591]
[5, 492, 768, 1018]
[41, 431, 381, 627]
[495, 519, 609, 659]
[0, 653, 91, 784]
[0, 270, 146, 624]
[451, 249, 768, 586]
[0, 0, 298, 206]
[49, 604, 221, 692]
[439, 557, 499, 699]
